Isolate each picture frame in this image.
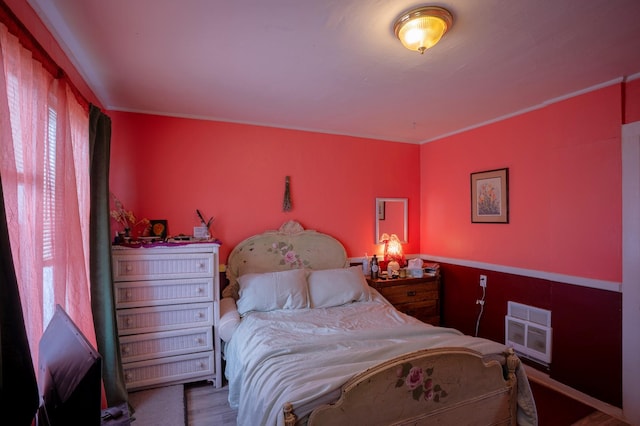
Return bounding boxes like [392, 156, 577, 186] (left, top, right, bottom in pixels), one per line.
[149, 219, 168, 239]
[471, 168, 509, 223]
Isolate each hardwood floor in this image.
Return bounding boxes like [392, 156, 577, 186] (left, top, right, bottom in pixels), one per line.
[572, 412, 631, 426]
[185, 382, 236, 426]
[183, 380, 630, 426]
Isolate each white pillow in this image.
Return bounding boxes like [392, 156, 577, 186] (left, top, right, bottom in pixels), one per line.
[218, 297, 241, 342]
[236, 269, 309, 315]
[308, 266, 370, 308]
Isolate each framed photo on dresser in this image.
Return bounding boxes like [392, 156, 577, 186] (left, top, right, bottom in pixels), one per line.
[149, 219, 168, 239]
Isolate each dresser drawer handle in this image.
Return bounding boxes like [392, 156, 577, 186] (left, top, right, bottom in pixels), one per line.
[125, 318, 132, 326]
[407, 291, 417, 297]
[195, 337, 203, 344]
[198, 362, 205, 369]
[198, 262, 206, 269]
[125, 291, 132, 299]
[197, 312, 205, 318]
[125, 264, 133, 272]
[196, 287, 204, 293]
[122, 345, 130, 354]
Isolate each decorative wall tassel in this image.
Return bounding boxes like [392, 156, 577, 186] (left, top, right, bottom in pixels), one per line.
[283, 176, 292, 211]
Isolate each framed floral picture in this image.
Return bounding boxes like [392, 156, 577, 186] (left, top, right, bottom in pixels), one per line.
[471, 168, 509, 223]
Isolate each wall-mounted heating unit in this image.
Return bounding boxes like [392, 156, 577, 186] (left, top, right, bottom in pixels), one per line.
[505, 301, 552, 365]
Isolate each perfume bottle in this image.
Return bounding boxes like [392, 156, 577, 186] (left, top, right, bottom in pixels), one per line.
[371, 254, 379, 279]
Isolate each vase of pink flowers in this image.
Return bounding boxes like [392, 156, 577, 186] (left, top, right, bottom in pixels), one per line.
[110, 193, 149, 243]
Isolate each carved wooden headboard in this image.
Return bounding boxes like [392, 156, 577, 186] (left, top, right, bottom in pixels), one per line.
[222, 220, 349, 299]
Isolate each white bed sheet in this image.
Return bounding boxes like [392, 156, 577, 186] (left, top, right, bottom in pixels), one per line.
[225, 292, 537, 426]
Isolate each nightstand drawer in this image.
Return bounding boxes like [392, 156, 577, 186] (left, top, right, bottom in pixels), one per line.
[398, 300, 440, 325]
[367, 270, 441, 326]
[377, 282, 439, 305]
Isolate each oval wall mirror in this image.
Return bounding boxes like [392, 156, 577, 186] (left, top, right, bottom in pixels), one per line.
[375, 198, 408, 243]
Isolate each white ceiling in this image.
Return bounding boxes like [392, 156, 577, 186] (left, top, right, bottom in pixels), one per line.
[27, 0, 640, 143]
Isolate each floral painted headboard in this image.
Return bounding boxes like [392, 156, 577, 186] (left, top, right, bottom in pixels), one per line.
[223, 220, 349, 300]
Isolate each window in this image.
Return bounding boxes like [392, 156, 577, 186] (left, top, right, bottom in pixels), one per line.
[0, 23, 94, 368]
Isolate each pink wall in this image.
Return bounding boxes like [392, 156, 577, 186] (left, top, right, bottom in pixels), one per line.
[109, 112, 421, 261]
[420, 85, 623, 282]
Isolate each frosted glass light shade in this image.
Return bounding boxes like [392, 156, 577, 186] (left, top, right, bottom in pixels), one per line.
[394, 6, 453, 54]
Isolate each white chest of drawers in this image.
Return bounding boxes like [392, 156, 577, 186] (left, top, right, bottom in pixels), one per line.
[112, 243, 221, 391]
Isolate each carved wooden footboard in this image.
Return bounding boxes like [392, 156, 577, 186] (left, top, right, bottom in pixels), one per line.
[284, 347, 520, 426]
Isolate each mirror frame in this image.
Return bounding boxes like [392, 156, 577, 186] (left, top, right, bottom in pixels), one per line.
[375, 197, 408, 243]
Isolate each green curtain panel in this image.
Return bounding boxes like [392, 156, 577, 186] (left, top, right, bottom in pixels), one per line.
[89, 104, 128, 407]
[0, 176, 40, 425]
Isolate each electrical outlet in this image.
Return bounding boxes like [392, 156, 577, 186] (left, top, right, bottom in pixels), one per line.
[480, 275, 487, 288]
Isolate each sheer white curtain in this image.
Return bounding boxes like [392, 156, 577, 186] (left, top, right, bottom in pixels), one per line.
[0, 23, 94, 370]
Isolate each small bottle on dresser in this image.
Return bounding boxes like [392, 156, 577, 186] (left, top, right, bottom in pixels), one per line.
[371, 254, 379, 279]
[362, 253, 369, 276]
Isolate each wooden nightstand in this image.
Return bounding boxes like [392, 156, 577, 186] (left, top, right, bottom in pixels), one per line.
[367, 274, 441, 326]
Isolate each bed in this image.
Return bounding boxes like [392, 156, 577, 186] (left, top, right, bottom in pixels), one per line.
[219, 220, 537, 425]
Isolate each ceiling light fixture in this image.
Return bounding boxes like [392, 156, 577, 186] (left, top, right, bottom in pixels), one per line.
[393, 6, 453, 54]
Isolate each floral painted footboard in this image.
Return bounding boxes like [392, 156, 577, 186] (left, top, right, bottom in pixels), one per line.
[287, 347, 529, 426]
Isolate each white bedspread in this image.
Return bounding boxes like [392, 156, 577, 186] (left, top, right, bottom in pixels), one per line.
[225, 293, 537, 426]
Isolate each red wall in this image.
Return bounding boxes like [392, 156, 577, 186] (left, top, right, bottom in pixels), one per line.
[420, 85, 628, 406]
[108, 85, 631, 405]
[625, 78, 640, 124]
[420, 85, 622, 283]
[438, 262, 622, 406]
[109, 112, 421, 261]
